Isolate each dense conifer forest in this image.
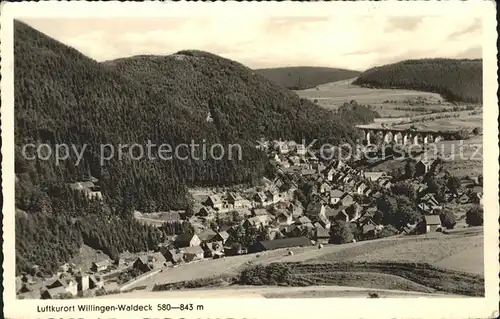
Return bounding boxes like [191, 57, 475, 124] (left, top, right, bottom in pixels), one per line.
[14, 21, 377, 275]
[257, 66, 360, 90]
[353, 59, 482, 103]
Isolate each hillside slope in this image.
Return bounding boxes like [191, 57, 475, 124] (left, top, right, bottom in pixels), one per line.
[14, 21, 375, 275]
[257, 66, 360, 90]
[353, 59, 482, 103]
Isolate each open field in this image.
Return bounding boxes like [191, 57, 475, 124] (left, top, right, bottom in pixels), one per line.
[97, 285, 462, 299]
[296, 79, 450, 117]
[296, 79, 444, 105]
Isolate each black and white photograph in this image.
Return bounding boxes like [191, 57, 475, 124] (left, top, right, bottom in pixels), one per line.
[2, 2, 499, 319]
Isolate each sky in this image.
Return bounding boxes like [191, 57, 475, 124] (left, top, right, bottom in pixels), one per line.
[21, 15, 482, 71]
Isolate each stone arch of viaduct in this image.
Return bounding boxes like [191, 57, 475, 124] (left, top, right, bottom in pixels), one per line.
[362, 129, 452, 145]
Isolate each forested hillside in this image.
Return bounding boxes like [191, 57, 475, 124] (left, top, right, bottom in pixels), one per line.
[353, 59, 482, 103]
[14, 21, 376, 275]
[257, 66, 360, 90]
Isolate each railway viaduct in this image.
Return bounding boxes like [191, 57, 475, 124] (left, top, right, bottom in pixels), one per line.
[356, 125, 457, 145]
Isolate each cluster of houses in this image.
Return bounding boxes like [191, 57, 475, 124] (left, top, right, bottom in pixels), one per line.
[22, 139, 483, 300]
[16, 251, 171, 299]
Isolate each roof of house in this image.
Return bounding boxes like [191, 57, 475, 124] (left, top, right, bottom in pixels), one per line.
[197, 228, 217, 242]
[297, 216, 312, 224]
[216, 231, 230, 240]
[136, 255, 149, 264]
[314, 224, 329, 238]
[181, 245, 204, 255]
[254, 208, 269, 216]
[208, 195, 222, 204]
[174, 233, 198, 244]
[254, 192, 266, 201]
[42, 286, 67, 298]
[247, 215, 271, 226]
[256, 237, 313, 250]
[93, 259, 110, 267]
[329, 189, 344, 198]
[149, 252, 166, 263]
[424, 215, 441, 225]
[228, 192, 244, 202]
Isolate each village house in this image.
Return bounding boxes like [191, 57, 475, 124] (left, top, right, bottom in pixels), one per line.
[313, 223, 330, 244]
[276, 211, 293, 225]
[224, 243, 247, 256]
[161, 248, 184, 264]
[69, 180, 103, 201]
[329, 189, 344, 205]
[318, 182, 332, 194]
[201, 241, 224, 258]
[355, 182, 368, 195]
[174, 233, 202, 248]
[378, 179, 392, 189]
[212, 230, 230, 244]
[338, 193, 354, 207]
[245, 215, 272, 228]
[91, 259, 110, 273]
[148, 252, 167, 268]
[41, 278, 78, 299]
[316, 208, 332, 229]
[288, 155, 301, 167]
[197, 206, 215, 218]
[324, 167, 336, 181]
[295, 216, 314, 229]
[133, 256, 152, 273]
[265, 188, 280, 204]
[182, 246, 205, 262]
[75, 273, 90, 291]
[423, 215, 442, 233]
[307, 202, 326, 217]
[253, 192, 267, 207]
[227, 192, 247, 208]
[289, 202, 304, 218]
[253, 208, 269, 217]
[345, 203, 363, 221]
[197, 228, 218, 243]
[89, 275, 104, 290]
[296, 144, 307, 156]
[206, 195, 223, 210]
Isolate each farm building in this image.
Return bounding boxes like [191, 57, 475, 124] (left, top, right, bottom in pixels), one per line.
[91, 259, 110, 273]
[174, 233, 201, 248]
[224, 242, 247, 256]
[133, 256, 152, 272]
[197, 228, 217, 243]
[181, 246, 204, 262]
[313, 223, 330, 244]
[250, 236, 313, 253]
[423, 215, 442, 233]
[162, 248, 184, 264]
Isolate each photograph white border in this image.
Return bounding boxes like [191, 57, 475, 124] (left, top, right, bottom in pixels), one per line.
[2, 2, 499, 319]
